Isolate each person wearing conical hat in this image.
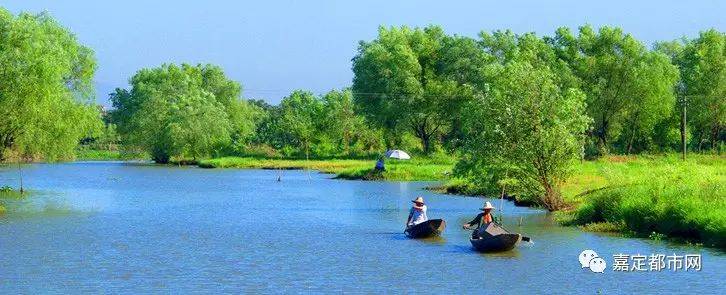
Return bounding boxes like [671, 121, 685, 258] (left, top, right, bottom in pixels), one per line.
[463, 201, 495, 234]
[406, 196, 429, 227]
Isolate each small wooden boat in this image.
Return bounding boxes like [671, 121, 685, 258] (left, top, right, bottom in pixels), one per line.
[469, 222, 522, 252]
[405, 219, 446, 238]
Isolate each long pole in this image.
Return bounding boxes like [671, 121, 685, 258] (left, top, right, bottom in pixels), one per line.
[499, 184, 505, 218]
[499, 172, 507, 222]
[305, 142, 310, 180]
[17, 161, 23, 194]
[681, 97, 687, 160]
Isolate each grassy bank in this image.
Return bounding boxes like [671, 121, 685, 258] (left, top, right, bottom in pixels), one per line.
[198, 156, 454, 181]
[560, 154, 725, 248]
[435, 154, 724, 248]
[88, 153, 726, 247]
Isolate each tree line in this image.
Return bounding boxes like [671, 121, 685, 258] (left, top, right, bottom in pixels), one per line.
[102, 25, 722, 164]
[1, 9, 723, 209]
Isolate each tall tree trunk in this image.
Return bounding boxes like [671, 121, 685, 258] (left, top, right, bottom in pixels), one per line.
[626, 132, 635, 155]
[680, 102, 687, 160]
[596, 118, 609, 155]
[420, 133, 430, 154]
[540, 179, 563, 212]
[343, 129, 350, 155]
[711, 125, 718, 151]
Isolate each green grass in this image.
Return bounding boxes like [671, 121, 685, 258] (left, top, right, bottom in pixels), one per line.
[199, 157, 370, 172]
[559, 154, 725, 248]
[336, 158, 453, 181]
[198, 156, 454, 181]
[434, 153, 724, 248]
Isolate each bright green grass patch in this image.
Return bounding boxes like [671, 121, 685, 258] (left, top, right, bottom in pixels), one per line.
[565, 154, 725, 248]
[336, 159, 452, 181]
[198, 156, 454, 181]
[437, 153, 724, 248]
[199, 157, 371, 173]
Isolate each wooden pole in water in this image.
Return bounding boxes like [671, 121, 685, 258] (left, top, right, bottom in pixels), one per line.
[305, 142, 311, 180]
[499, 184, 505, 222]
[17, 161, 23, 195]
[498, 171, 508, 222]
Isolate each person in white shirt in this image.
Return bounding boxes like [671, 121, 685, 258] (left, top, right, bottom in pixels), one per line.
[406, 196, 428, 227]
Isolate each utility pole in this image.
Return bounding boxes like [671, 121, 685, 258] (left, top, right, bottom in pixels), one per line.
[681, 96, 687, 160]
[678, 83, 687, 161]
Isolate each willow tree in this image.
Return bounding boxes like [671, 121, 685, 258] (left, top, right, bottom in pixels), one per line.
[277, 90, 324, 157]
[0, 9, 100, 162]
[352, 25, 478, 153]
[549, 25, 679, 155]
[111, 64, 257, 163]
[676, 29, 725, 151]
[458, 60, 590, 211]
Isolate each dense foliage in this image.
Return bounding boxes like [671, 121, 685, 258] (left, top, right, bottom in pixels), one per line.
[656, 29, 725, 152]
[548, 26, 681, 155]
[352, 26, 480, 153]
[110, 64, 260, 163]
[249, 89, 384, 158]
[0, 9, 101, 161]
[458, 60, 590, 210]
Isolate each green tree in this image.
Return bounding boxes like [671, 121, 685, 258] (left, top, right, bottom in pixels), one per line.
[616, 52, 679, 153]
[0, 9, 100, 161]
[675, 30, 725, 151]
[112, 64, 256, 163]
[321, 89, 357, 155]
[352, 26, 477, 153]
[321, 89, 384, 157]
[549, 25, 679, 155]
[458, 61, 590, 211]
[278, 90, 324, 158]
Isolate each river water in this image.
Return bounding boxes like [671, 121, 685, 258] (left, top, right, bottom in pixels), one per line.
[0, 162, 723, 293]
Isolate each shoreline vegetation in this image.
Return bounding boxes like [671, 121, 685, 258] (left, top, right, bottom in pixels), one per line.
[198, 153, 724, 248]
[0, 8, 723, 249]
[198, 155, 455, 181]
[6, 152, 723, 249]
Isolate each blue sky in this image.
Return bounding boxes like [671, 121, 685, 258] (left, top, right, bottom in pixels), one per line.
[4, 0, 725, 105]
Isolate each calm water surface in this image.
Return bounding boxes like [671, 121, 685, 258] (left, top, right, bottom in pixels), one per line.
[0, 162, 723, 293]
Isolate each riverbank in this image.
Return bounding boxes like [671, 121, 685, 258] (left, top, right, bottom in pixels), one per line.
[558, 154, 725, 248]
[198, 156, 454, 181]
[54, 152, 726, 248]
[438, 154, 725, 248]
[199, 154, 724, 248]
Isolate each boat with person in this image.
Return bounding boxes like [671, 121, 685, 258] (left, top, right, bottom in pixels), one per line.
[405, 219, 446, 239]
[469, 222, 522, 252]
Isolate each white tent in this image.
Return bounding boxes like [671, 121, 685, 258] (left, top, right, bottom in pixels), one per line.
[385, 149, 411, 160]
